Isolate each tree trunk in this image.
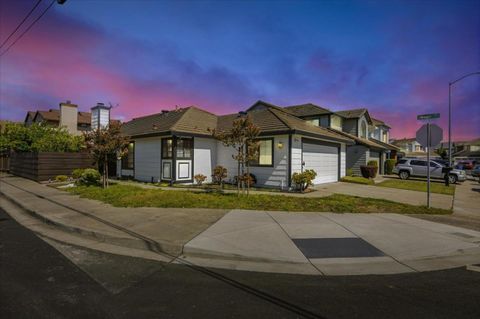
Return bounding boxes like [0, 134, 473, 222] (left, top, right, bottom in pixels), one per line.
[236, 149, 241, 196]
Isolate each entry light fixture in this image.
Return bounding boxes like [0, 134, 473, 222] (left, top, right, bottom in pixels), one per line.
[277, 141, 284, 149]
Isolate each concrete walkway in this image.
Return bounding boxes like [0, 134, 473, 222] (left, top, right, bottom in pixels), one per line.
[1, 175, 479, 276]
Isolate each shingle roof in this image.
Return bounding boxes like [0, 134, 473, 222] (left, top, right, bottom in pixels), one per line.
[124, 104, 353, 143]
[391, 138, 416, 145]
[218, 107, 353, 143]
[121, 107, 217, 137]
[335, 108, 368, 119]
[328, 129, 388, 150]
[30, 109, 94, 125]
[283, 103, 332, 117]
[371, 117, 391, 128]
[369, 138, 400, 151]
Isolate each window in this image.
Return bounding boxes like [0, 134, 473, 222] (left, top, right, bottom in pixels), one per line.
[330, 115, 342, 130]
[306, 119, 320, 126]
[360, 121, 367, 138]
[410, 160, 426, 166]
[250, 138, 273, 166]
[176, 138, 193, 159]
[122, 142, 134, 169]
[398, 159, 407, 164]
[162, 138, 173, 159]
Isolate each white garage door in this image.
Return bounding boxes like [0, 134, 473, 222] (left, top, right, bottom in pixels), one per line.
[302, 141, 339, 184]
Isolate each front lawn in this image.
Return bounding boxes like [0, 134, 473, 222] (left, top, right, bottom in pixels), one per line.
[341, 176, 374, 185]
[376, 179, 455, 195]
[67, 184, 451, 215]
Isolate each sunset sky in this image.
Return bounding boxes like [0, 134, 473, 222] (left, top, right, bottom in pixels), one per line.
[0, 0, 479, 140]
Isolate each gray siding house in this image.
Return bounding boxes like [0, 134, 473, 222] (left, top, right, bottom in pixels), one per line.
[117, 101, 354, 189]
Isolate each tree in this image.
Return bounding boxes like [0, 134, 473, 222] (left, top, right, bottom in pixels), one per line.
[0, 122, 84, 152]
[435, 146, 448, 159]
[83, 121, 130, 188]
[212, 115, 260, 195]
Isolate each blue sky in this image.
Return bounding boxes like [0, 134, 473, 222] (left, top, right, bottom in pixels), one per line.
[1, 0, 479, 139]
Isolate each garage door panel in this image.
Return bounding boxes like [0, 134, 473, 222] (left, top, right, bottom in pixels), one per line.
[302, 141, 339, 184]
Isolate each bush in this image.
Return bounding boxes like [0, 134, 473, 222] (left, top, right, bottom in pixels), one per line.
[292, 169, 317, 192]
[72, 168, 85, 179]
[0, 122, 84, 152]
[233, 173, 257, 187]
[55, 175, 68, 182]
[77, 168, 101, 186]
[385, 159, 396, 175]
[367, 160, 378, 167]
[194, 174, 207, 185]
[360, 165, 377, 179]
[346, 168, 354, 176]
[212, 166, 227, 185]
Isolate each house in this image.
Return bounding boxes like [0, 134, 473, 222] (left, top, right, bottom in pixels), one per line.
[284, 104, 398, 175]
[24, 101, 118, 135]
[451, 138, 480, 161]
[390, 137, 431, 158]
[117, 101, 354, 189]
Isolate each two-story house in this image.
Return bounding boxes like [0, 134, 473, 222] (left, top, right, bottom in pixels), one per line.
[284, 105, 398, 175]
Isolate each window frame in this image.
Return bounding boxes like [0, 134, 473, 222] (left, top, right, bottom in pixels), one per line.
[176, 137, 193, 159]
[121, 141, 135, 170]
[249, 138, 274, 167]
[161, 138, 173, 159]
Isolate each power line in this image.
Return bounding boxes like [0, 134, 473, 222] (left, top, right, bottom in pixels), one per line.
[0, 0, 44, 49]
[0, 0, 55, 57]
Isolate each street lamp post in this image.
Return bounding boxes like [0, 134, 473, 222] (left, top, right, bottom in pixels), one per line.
[448, 71, 480, 166]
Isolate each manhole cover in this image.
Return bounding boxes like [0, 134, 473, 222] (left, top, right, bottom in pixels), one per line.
[292, 237, 385, 259]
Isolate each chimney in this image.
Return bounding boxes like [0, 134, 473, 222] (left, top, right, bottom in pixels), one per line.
[91, 102, 111, 130]
[59, 100, 78, 134]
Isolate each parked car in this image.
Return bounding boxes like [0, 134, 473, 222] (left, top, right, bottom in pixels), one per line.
[472, 165, 480, 177]
[392, 158, 466, 183]
[455, 160, 475, 170]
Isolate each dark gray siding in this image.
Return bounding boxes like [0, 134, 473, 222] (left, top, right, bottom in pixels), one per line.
[346, 145, 368, 175]
[343, 119, 358, 136]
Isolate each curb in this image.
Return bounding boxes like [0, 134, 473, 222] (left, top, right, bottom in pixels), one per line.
[0, 185, 183, 257]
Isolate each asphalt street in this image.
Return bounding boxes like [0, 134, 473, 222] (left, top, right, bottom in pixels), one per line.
[1, 207, 480, 319]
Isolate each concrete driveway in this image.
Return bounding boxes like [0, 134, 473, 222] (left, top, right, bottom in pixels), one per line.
[309, 181, 453, 209]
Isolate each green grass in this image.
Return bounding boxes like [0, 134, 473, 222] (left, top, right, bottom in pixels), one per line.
[376, 179, 456, 195]
[66, 184, 451, 215]
[341, 176, 374, 185]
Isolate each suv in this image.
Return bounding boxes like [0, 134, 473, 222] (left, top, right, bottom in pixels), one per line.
[392, 158, 466, 183]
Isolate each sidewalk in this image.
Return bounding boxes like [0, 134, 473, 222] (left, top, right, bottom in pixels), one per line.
[1, 175, 479, 276]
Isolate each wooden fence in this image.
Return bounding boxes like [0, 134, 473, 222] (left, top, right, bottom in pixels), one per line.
[9, 152, 95, 181]
[0, 151, 9, 171]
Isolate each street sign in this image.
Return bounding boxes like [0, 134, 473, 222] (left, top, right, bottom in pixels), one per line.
[417, 113, 440, 121]
[416, 124, 443, 148]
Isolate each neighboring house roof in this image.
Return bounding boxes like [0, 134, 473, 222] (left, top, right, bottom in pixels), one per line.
[283, 103, 333, 117]
[329, 129, 388, 150]
[369, 138, 400, 151]
[35, 109, 60, 122]
[78, 112, 91, 125]
[24, 111, 36, 122]
[391, 137, 416, 145]
[123, 104, 354, 143]
[371, 117, 391, 129]
[452, 149, 480, 158]
[26, 109, 118, 126]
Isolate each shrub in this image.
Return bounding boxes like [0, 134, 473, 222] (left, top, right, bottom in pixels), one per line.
[212, 165, 227, 185]
[72, 168, 86, 179]
[77, 168, 101, 186]
[346, 168, 354, 176]
[55, 175, 68, 182]
[360, 165, 377, 179]
[194, 174, 207, 185]
[367, 160, 378, 167]
[292, 169, 317, 192]
[385, 159, 396, 175]
[233, 173, 257, 187]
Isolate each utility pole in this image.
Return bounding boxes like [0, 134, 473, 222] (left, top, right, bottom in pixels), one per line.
[448, 71, 480, 166]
